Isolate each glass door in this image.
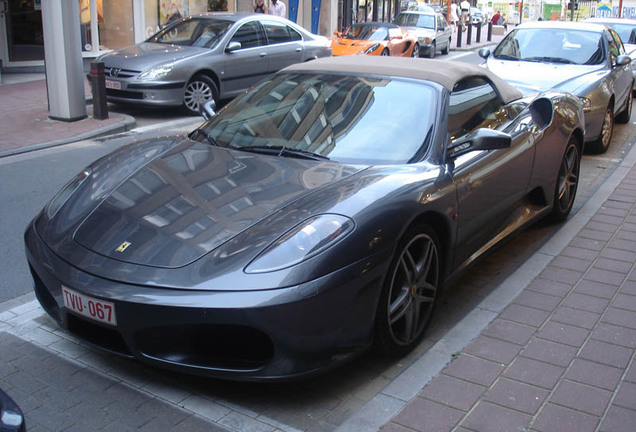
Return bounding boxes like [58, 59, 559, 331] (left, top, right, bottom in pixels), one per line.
[4, 0, 44, 62]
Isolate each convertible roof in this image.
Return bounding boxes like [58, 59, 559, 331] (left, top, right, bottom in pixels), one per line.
[282, 56, 523, 104]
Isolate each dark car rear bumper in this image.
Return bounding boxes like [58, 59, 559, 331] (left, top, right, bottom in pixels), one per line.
[25, 223, 389, 381]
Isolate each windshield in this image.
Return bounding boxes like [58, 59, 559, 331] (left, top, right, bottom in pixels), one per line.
[394, 13, 435, 29]
[148, 18, 232, 48]
[493, 28, 606, 65]
[343, 24, 389, 41]
[198, 72, 437, 165]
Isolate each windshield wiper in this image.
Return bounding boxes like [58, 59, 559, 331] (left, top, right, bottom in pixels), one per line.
[494, 54, 520, 61]
[233, 145, 330, 161]
[524, 56, 576, 64]
[190, 129, 221, 146]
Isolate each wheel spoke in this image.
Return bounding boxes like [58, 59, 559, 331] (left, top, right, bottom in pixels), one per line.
[403, 300, 420, 342]
[389, 288, 411, 324]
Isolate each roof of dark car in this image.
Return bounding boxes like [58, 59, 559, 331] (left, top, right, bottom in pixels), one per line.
[515, 21, 609, 33]
[282, 56, 523, 103]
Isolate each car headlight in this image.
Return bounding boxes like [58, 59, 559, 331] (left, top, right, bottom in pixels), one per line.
[245, 214, 355, 273]
[579, 96, 592, 113]
[420, 37, 431, 44]
[138, 63, 176, 80]
[362, 43, 381, 55]
[45, 169, 91, 219]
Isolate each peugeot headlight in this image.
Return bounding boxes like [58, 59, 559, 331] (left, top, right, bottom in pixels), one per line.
[45, 169, 91, 219]
[579, 96, 592, 113]
[138, 63, 176, 80]
[245, 214, 355, 273]
[361, 43, 381, 55]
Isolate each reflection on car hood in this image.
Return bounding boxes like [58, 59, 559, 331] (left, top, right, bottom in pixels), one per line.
[73, 140, 362, 268]
[101, 42, 206, 71]
[485, 60, 606, 94]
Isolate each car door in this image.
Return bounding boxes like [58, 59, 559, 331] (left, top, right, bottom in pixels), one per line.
[262, 20, 304, 73]
[387, 27, 407, 56]
[606, 28, 632, 112]
[435, 14, 450, 49]
[448, 77, 536, 268]
[223, 20, 270, 96]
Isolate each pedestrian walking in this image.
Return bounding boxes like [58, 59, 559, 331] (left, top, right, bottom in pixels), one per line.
[450, 1, 459, 30]
[460, 0, 470, 28]
[254, 0, 267, 13]
[269, 0, 287, 17]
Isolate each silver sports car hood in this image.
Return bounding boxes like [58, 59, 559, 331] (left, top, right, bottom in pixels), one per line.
[101, 42, 205, 71]
[73, 140, 361, 268]
[485, 60, 605, 94]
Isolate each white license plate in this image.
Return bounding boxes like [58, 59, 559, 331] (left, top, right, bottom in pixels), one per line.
[105, 80, 121, 90]
[62, 286, 117, 326]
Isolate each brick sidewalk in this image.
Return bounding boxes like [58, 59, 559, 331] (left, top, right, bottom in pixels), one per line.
[383, 159, 636, 431]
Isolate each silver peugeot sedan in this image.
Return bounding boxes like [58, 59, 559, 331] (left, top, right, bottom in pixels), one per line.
[96, 13, 332, 114]
[480, 21, 633, 154]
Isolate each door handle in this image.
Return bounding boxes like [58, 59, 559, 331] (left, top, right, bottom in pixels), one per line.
[296, 47, 302, 52]
[259, 52, 267, 57]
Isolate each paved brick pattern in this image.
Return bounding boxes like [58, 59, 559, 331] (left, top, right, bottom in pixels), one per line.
[383, 166, 636, 431]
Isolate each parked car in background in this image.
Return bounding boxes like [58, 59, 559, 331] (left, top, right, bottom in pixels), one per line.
[94, 13, 332, 114]
[584, 17, 636, 90]
[470, 7, 484, 25]
[480, 21, 633, 153]
[393, 10, 452, 57]
[26, 56, 584, 381]
[330, 22, 419, 57]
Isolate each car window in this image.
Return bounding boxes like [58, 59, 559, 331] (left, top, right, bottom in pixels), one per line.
[493, 28, 606, 65]
[263, 21, 302, 44]
[345, 24, 389, 41]
[437, 15, 446, 30]
[448, 77, 506, 142]
[148, 18, 232, 48]
[607, 28, 625, 64]
[201, 73, 438, 164]
[230, 22, 266, 49]
[394, 13, 435, 29]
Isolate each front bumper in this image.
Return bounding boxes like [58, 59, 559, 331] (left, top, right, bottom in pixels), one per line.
[87, 75, 186, 108]
[25, 223, 388, 381]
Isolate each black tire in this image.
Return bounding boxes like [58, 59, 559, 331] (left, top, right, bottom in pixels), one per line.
[550, 137, 581, 222]
[183, 74, 218, 115]
[441, 38, 450, 55]
[374, 224, 441, 357]
[381, 48, 390, 56]
[428, 41, 436, 58]
[587, 104, 614, 154]
[616, 88, 633, 124]
[412, 43, 420, 58]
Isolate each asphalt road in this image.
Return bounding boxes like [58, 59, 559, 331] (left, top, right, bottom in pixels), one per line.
[1, 51, 635, 431]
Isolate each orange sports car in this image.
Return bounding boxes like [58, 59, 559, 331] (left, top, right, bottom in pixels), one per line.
[330, 22, 420, 57]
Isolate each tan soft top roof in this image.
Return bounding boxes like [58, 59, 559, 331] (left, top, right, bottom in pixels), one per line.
[281, 56, 523, 104]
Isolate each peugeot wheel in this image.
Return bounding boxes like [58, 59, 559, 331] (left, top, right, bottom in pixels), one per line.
[588, 104, 613, 154]
[374, 224, 440, 357]
[428, 41, 436, 58]
[551, 137, 581, 222]
[616, 88, 633, 124]
[184, 75, 218, 115]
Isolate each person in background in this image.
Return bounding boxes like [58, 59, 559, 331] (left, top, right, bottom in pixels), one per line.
[491, 10, 501, 25]
[460, 0, 470, 28]
[450, 1, 460, 30]
[254, 0, 267, 13]
[498, 13, 507, 30]
[269, 0, 286, 17]
[166, 2, 183, 24]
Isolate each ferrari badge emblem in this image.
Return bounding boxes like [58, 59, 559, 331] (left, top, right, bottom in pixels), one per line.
[116, 241, 131, 253]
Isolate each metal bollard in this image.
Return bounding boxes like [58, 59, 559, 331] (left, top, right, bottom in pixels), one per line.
[90, 61, 109, 120]
[487, 21, 492, 41]
[466, 22, 472, 45]
[457, 24, 462, 48]
[476, 22, 482, 42]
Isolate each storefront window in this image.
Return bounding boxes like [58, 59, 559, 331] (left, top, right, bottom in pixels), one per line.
[80, 0, 134, 52]
[144, 1, 227, 39]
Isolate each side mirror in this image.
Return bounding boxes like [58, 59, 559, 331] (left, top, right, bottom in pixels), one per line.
[616, 54, 632, 67]
[447, 128, 511, 159]
[478, 48, 491, 59]
[225, 41, 242, 53]
[200, 99, 216, 121]
[390, 35, 403, 40]
[333, 30, 340, 36]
